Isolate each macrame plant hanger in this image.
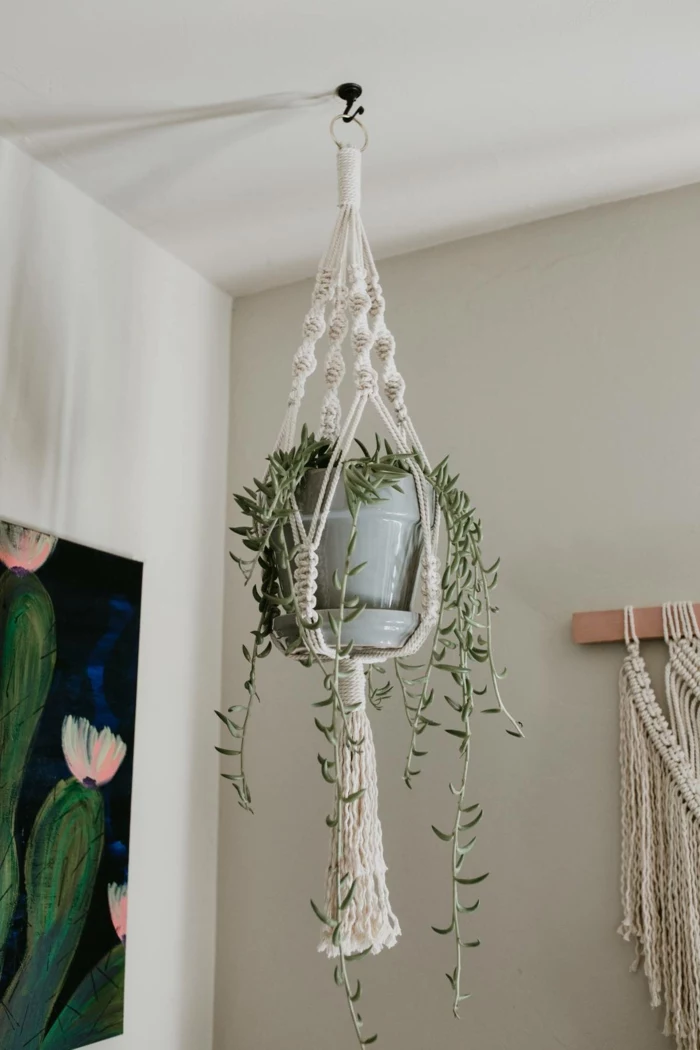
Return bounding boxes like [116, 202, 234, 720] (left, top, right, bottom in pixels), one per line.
[271, 102, 442, 957]
[599, 601, 700, 1049]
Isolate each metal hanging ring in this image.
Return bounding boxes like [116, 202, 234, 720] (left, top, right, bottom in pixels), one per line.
[330, 114, 369, 152]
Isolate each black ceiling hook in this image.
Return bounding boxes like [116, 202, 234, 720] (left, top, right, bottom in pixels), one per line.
[336, 83, 365, 123]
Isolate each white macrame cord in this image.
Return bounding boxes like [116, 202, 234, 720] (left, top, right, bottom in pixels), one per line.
[273, 145, 442, 958]
[619, 602, 700, 1049]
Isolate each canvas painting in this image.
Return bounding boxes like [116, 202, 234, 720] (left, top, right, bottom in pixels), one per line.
[0, 520, 142, 1050]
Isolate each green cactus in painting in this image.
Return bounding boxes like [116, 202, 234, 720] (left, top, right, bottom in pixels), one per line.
[0, 571, 56, 971]
[0, 778, 105, 1050]
[41, 943, 125, 1050]
[0, 545, 128, 1050]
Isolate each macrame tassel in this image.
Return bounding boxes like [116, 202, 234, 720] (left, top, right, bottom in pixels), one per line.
[619, 604, 700, 1050]
[318, 660, 401, 958]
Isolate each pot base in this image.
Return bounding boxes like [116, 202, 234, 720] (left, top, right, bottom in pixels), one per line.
[273, 608, 420, 653]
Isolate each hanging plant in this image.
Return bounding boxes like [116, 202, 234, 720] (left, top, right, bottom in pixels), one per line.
[219, 107, 523, 1046]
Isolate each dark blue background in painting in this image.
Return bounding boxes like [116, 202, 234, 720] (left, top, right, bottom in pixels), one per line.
[0, 533, 142, 1025]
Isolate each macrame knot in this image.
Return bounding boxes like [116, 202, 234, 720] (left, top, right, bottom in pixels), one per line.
[352, 327, 373, 354]
[303, 312, 326, 340]
[337, 147, 361, 208]
[293, 545, 319, 620]
[328, 311, 349, 343]
[354, 363, 378, 394]
[349, 290, 371, 317]
[421, 554, 442, 620]
[320, 396, 341, 439]
[374, 332, 395, 361]
[313, 268, 334, 304]
[367, 280, 385, 318]
[384, 374, 405, 403]
[324, 349, 345, 386]
[292, 345, 317, 379]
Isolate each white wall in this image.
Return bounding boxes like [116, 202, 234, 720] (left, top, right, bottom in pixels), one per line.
[0, 137, 231, 1049]
[217, 182, 700, 1050]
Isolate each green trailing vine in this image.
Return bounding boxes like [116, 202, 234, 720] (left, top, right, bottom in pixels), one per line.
[399, 456, 523, 1015]
[221, 430, 522, 1043]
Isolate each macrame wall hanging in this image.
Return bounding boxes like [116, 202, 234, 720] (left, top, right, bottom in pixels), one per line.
[619, 603, 700, 1050]
[574, 600, 700, 1048]
[222, 85, 522, 1047]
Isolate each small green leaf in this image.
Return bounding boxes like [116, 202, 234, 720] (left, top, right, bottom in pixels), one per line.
[310, 899, 335, 927]
[214, 710, 242, 736]
[341, 879, 357, 910]
[431, 826, 454, 842]
[362, 1036, 378, 1045]
[432, 920, 455, 935]
[461, 810, 483, 830]
[348, 561, 368, 576]
[346, 946, 372, 961]
[320, 761, 336, 784]
[454, 872, 489, 886]
[457, 899, 480, 913]
[350, 979, 362, 1002]
[343, 788, 366, 804]
[343, 603, 366, 623]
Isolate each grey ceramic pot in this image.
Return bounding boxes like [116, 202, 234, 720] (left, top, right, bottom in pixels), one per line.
[274, 467, 423, 651]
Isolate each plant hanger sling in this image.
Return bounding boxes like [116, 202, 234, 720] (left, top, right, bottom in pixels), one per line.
[226, 106, 522, 1045]
[273, 123, 442, 956]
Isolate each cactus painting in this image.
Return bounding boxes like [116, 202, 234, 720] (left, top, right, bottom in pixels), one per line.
[0, 519, 142, 1049]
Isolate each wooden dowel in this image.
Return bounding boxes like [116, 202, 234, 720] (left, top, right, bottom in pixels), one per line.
[572, 604, 700, 645]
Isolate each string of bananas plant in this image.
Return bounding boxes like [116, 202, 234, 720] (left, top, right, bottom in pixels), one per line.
[219, 427, 522, 1044]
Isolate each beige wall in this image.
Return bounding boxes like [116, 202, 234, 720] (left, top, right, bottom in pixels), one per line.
[215, 183, 700, 1049]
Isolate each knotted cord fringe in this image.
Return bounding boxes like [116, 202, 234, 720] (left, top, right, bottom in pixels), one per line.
[619, 602, 700, 1049]
[318, 661, 401, 957]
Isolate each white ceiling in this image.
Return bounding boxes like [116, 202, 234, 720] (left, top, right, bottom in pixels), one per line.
[4, 1, 700, 297]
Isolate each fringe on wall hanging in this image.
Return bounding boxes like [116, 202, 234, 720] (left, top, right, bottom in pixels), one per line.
[619, 602, 700, 1048]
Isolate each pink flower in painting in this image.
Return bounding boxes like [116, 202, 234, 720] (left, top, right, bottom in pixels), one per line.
[108, 883, 128, 944]
[0, 522, 57, 575]
[61, 715, 127, 789]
